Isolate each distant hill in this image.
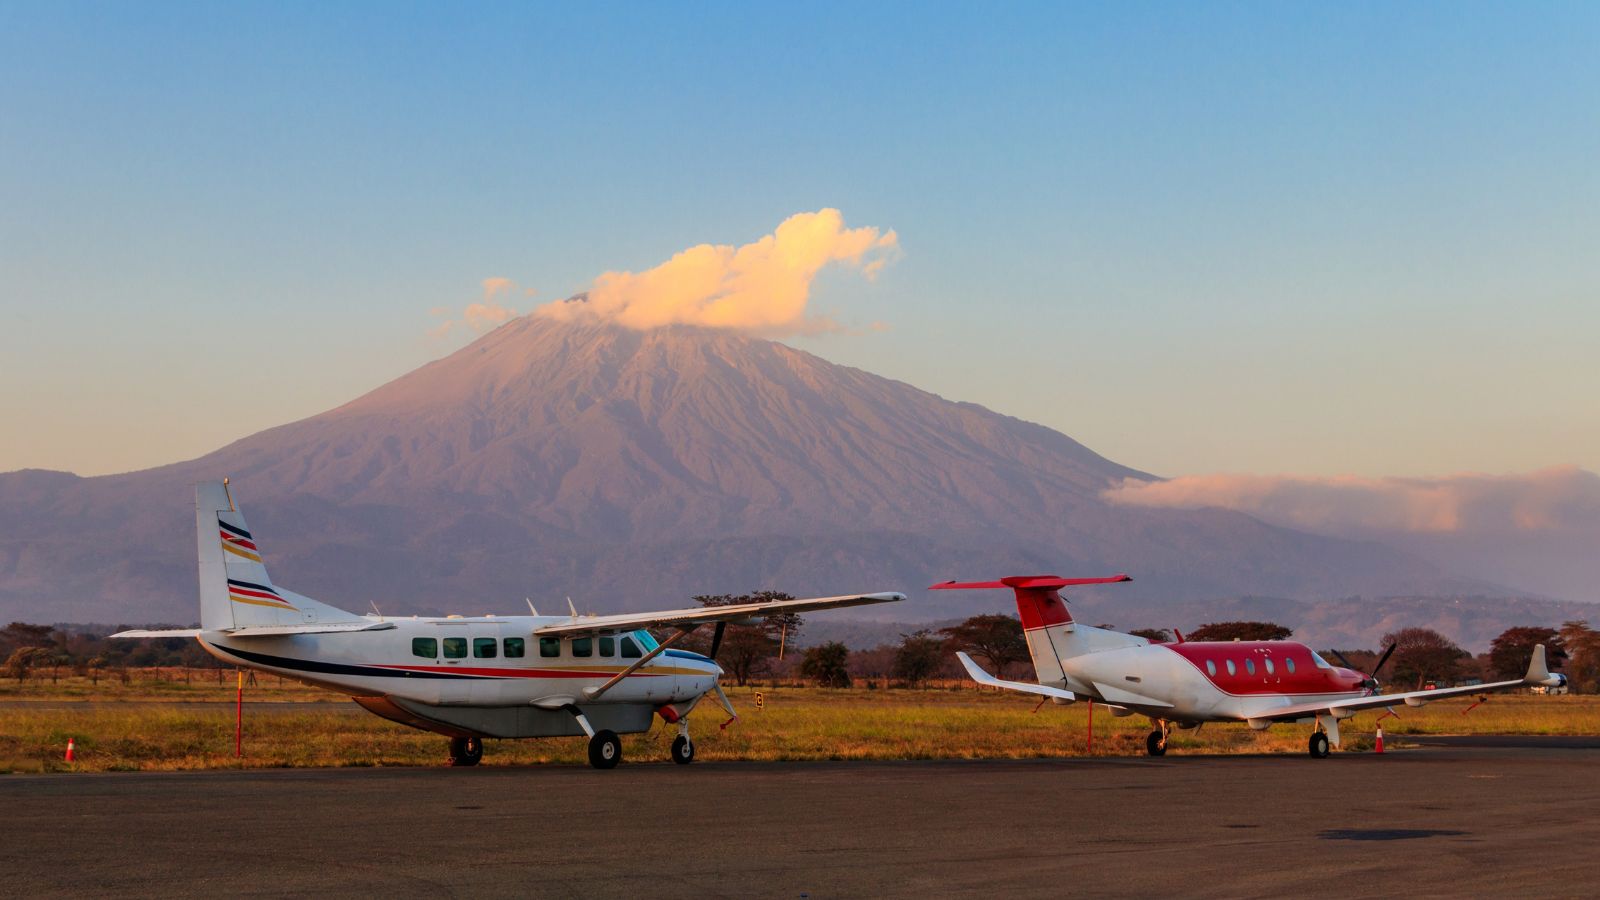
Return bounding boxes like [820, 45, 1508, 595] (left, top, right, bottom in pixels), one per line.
[0, 316, 1493, 624]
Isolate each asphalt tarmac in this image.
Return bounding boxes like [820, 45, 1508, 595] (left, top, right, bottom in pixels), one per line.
[3, 737, 1596, 898]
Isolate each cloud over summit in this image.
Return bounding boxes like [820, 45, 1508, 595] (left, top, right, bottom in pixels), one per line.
[536, 209, 898, 336]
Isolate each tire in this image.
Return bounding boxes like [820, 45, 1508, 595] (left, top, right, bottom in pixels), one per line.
[588, 730, 622, 769]
[1308, 731, 1330, 758]
[449, 735, 484, 767]
[1146, 730, 1167, 757]
[671, 734, 695, 765]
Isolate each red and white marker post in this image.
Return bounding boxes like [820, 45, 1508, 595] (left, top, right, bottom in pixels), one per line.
[65, 737, 75, 762]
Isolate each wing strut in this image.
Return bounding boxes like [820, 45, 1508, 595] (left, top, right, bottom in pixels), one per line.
[582, 626, 698, 701]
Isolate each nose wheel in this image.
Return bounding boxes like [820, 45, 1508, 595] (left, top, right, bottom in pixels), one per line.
[448, 735, 484, 767]
[671, 734, 695, 764]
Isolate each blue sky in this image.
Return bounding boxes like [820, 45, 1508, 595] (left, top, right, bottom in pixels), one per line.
[2, 2, 1596, 478]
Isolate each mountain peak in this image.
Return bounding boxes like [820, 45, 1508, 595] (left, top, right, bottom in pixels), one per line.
[0, 314, 1468, 624]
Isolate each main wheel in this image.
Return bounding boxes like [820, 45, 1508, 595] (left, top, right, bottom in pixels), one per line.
[671, 734, 695, 765]
[1308, 731, 1330, 758]
[448, 735, 484, 767]
[1146, 730, 1167, 757]
[588, 730, 622, 769]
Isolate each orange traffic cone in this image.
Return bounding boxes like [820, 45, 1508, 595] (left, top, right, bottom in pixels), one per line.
[65, 737, 75, 762]
[1374, 726, 1385, 754]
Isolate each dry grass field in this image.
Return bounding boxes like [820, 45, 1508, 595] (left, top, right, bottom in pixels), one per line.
[3, 670, 1596, 773]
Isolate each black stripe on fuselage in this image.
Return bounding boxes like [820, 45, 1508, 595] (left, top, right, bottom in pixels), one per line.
[207, 642, 474, 680]
[218, 520, 252, 539]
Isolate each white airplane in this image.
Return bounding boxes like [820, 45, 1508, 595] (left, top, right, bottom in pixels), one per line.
[934, 574, 1567, 757]
[116, 482, 904, 768]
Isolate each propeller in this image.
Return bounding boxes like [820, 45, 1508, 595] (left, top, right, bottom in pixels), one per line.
[708, 621, 726, 661]
[1329, 644, 1397, 693]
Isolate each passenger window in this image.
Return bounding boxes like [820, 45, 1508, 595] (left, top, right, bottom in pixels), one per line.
[1245, 658, 1256, 675]
[504, 637, 525, 658]
[572, 637, 593, 657]
[473, 637, 497, 659]
[1205, 659, 1217, 677]
[443, 637, 467, 659]
[1226, 660, 1236, 676]
[599, 636, 615, 657]
[1286, 658, 1296, 674]
[1264, 659, 1275, 675]
[412, 637, 438, 659]
[620, 636, 642, 659]
[539, 637, 561, 658]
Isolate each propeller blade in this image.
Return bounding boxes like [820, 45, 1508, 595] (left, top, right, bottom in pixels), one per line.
[1371, 643, 1397, 679]
[1328, 649, 1356, 670]
[709, 621, 726, 661]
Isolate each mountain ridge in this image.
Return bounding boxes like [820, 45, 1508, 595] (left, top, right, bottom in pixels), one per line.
[0, 316, 1493, 624]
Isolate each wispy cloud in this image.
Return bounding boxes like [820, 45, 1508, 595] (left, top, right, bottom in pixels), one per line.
[1103, 466, 1600, 534]
[430, 278, 521, 338]
[535, 208, 898, 336]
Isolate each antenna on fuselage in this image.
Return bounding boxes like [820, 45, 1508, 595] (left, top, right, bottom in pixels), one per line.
[526, 597, 539, 616]
[567, 596, 578, 618]
[369, 599, 383, 620]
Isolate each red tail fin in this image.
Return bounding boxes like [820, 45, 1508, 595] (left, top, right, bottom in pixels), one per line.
[929, 574, 1132, 631]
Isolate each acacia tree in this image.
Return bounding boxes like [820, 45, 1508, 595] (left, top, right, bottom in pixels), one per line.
[1383, 627, 1468, 689]
[939, 615, 1028, 677]
[800, 641, 852, 688]
[1129, 628, 1172, 643]
[892, 631, 945, 687]
[1558, 621, 1600, 693]
[683, 592, 801, 687]
[1187, 621, 1293, 642]
[1487, 626, 1567, 680]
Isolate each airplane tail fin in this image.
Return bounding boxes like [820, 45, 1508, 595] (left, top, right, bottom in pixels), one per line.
[196, 481, 362, 632]
[930, 574, 1132, 685]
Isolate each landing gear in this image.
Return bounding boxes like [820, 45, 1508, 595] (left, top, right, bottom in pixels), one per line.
[1308, 730, 1330, 759]
[588, 730, 622, 769]
[671, 734, 695, 765]
[448, 735, 483, 767]
[1146, 727, 1168, 757]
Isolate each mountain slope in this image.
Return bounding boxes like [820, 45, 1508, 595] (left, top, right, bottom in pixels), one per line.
[0, 317, 1482, 623]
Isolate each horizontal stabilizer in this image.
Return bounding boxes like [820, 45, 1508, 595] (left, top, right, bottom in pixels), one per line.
[110, 629, 202, 639]
[957, 651, 1076, 701]
[931, 574, 1131, 591]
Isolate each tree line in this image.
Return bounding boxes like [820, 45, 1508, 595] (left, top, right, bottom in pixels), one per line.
[6, 606, 1598, 693]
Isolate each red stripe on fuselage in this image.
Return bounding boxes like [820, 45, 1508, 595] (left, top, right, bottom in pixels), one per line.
[1160, 641, 1368, 697]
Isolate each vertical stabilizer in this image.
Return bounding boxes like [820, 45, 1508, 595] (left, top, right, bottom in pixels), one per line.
[196, 481, 301, 631]
[930, 574, 1133, 687]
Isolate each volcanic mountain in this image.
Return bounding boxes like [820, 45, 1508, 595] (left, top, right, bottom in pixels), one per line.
[0, 316, 1475, 624]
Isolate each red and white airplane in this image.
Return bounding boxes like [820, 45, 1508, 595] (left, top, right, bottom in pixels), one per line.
[933, 574, 1566, 757]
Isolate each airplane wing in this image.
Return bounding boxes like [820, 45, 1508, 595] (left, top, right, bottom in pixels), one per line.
[532, 591, 905, 636]
[957, 651, 1076, 701]
[112, 622, 396, 639]
[1243, 645, 1566, 724]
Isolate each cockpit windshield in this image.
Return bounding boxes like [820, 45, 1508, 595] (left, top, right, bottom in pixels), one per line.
[633, 629, 660, 652]
[1309, 650, 1333, 669]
